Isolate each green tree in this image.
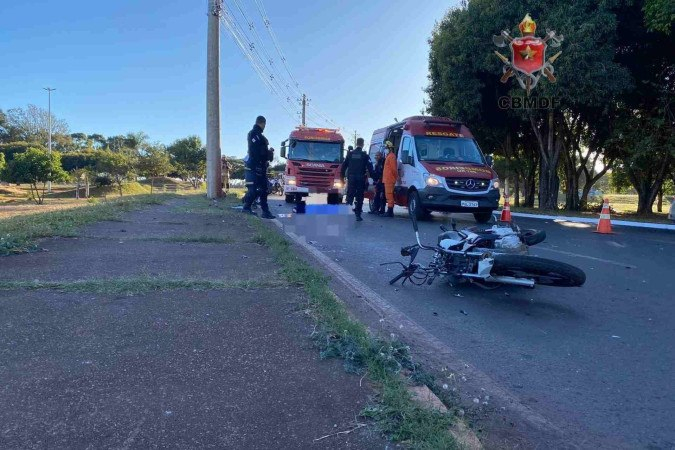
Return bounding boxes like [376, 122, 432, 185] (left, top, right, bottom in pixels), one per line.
[61, 150, 101, 198]
[0, 141, 46, 163]
[138, 145, 173, 193]
[167, 136, 206, 188]
[644, 0, 674, 34]
[88, 134, 107, 150]
[609, 0, 675, 214]
[2, 148, 68, 204]
[0, 152, 6, 177]
[426, 0, 630, 210]
[4, 104, 69, 145]
[97, 150, 136, 196]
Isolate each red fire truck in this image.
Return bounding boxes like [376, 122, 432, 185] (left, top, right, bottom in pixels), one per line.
[280, 127, 346, 204]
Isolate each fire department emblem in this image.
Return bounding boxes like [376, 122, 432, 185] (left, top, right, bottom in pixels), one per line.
[493, 14, 563, 95]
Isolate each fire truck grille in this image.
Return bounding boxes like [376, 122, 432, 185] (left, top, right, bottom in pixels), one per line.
[444, 177, 490, 192]
[298, 167, 333, 188]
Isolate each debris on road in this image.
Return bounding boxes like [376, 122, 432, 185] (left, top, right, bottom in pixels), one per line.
[460, 310, 469, 316]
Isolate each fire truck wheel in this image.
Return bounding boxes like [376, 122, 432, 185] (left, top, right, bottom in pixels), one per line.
[285, 195, 295, 203]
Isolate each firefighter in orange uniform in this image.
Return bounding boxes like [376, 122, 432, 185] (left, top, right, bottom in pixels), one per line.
[382, 141, 398, 217]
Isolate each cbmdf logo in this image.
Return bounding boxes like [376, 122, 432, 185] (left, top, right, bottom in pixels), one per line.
[493, 14, 563, 95]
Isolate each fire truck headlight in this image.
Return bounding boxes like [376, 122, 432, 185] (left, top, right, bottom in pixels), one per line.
[333, 179, 343, 189]
[287, 176, 296, 186]
[491, 179, 500, 190]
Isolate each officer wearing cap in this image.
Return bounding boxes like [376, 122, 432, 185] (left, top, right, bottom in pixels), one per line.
[242, 116, 275, 219]
[340, 138, 374, 221]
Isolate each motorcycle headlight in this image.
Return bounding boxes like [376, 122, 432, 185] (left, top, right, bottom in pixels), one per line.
[287, 176, 296, 185]
[426, 175, 443, 187]
[491, 179, 500, 190]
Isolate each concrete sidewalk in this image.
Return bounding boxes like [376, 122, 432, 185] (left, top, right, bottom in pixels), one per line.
[0, 197, 386, 449]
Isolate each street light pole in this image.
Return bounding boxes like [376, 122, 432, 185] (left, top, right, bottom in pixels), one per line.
[44, 87, 56, 193]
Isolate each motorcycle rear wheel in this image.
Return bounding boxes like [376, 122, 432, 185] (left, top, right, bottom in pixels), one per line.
[491, 255, 586, 287]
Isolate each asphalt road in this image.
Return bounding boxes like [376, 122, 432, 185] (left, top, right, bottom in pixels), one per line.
[268, 194, 675, 449]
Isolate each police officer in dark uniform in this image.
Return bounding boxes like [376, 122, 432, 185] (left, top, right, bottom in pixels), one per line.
[340, 138, 374, 221]
[345, 146, 355, 206]
[242, 116, 275, 219]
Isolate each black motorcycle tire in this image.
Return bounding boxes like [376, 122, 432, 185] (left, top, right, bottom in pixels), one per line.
[491, 255, 586, 287]
[519, 229, 546, 246]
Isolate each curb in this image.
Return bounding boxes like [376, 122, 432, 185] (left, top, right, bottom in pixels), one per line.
[269, 218, 568, 446]
[493, 211, 675, 231]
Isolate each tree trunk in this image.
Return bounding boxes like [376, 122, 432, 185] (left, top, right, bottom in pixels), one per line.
[76, 179, 80, 199]
[563, 156, 579, 211]
[85, 177, 90, 198]
[657, 188, 663, 212]
[531, 110, 561, 210]
[514, 177, 521, 207]
[151, 177, 154, 194]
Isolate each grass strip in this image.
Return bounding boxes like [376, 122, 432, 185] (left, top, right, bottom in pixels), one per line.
[247, 218, 459, 449]
[0, 194, 174, 255]
[0, 276, 286, 295]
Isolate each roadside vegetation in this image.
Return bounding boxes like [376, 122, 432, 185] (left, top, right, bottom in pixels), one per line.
[244, 210, 461, 448]
[427, 0, 674, 216]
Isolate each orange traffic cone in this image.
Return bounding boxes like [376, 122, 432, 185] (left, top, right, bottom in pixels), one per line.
[500, 191, 512, 222]
[595, 198, 613, 234]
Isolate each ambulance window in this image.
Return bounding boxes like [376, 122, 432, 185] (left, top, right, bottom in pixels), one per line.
[369, 143, 380, 158]
[401, 137, 411, 152]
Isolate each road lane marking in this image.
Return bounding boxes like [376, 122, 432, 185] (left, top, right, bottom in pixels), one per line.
[534, 247, 637, 269]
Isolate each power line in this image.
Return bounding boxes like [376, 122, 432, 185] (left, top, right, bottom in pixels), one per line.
[220, 0, 343, 130]
[219, 7, 300, 122]
[252, 0, 301, 96]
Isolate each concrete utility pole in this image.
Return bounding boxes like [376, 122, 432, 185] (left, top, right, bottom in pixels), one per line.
[353, 130, 358, 146]
[301, 94, 307, 127]
[44, 87, 56, 193]
[206, 0, 223, 199]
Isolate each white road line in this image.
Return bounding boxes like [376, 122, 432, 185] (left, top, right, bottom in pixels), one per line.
[534, 247, 637, 269]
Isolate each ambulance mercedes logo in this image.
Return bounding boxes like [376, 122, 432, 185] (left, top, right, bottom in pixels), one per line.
[465, 179, 476, 189]
[493, 14, 563, 95]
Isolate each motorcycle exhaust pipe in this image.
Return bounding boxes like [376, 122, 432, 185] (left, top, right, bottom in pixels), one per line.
[462, 274, 535, 288]
[488, 276, 535, 288]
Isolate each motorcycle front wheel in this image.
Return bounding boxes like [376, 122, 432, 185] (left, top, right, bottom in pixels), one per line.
[491, 255, 586, 287]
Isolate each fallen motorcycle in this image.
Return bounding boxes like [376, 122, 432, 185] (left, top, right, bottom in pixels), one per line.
[384, 213, 585, 289]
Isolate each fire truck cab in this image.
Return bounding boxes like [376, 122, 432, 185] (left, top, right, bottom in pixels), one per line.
[280, 127, 345, 205]
[366, 116, 500, 223]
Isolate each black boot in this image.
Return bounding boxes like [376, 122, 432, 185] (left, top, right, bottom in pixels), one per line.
[355, 213, 363, 222]
[261, 210, 276, 219]
[384, 207, 394, 217]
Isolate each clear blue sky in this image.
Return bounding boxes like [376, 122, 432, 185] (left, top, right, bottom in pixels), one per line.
[0, 0, 454, 157]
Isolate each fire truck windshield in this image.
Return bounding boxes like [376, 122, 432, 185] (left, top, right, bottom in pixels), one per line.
[414, 137, 485, 164]
[288, 140, 342, 162]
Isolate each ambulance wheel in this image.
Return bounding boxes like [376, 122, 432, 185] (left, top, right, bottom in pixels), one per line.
[285, 195, 295, 204]
[408, 191, 430, 221]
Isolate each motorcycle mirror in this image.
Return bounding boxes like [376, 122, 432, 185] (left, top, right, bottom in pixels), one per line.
[440, 225, 448, 232]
